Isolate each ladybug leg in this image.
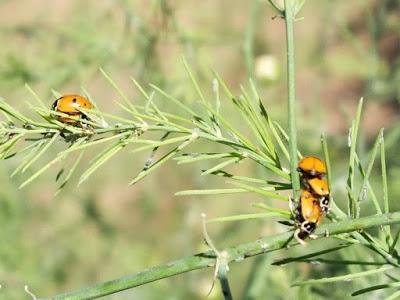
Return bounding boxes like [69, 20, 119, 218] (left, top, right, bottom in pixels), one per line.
[80, 123, 94, 134]
[301, 176, 311, 190]
[309, 234, 318, 240]
[59, 126, 69, 139]
[294, 228, 307, 246]
[79, 114, 94, 131]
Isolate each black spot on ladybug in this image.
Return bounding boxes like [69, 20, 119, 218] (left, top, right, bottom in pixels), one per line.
[72, 98, 77, 103]
[51, 100, 58, 110]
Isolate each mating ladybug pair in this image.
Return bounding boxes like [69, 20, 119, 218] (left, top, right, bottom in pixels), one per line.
[51, 94, 94, 126]
[294, 156, 330, 243]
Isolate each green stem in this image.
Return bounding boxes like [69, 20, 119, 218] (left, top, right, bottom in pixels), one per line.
[244, 0, 260, 77]
[284, 0, 300, 198]
[41, 211, 400, 300]
[218, 264, 234, 300]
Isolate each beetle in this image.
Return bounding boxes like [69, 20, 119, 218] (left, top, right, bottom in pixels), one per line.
[306, 177, 329, 196]
[51, 94, 94, 125]
[298, 156, 327, 178]
[294, 190, 324, 243]
[306, 177, 330, 214]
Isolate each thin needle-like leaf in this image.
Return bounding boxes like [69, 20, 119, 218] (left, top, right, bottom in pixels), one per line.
[79, 140, 128, 185]
[150, 84, 200, 119]
[265, 115, 290, 162]
[60, 132, 129, 155]
[210, 71, 262, 151]
[175, 188, 246, 196]
[201, 157, 243, 176]
[321, 133, 332, 189]
[11, 140, 46, 177]
[100, 68, 143, 123]
[251, 202, 291, 216]
[174, 152, 234, 164]
[381, 131, 389, 214]
[210, 171, 291, 189]
[347, 97, 364, 217]
[130, 135, 193, 155]
[292, 266, 393, 286]
[21, 133, 59, 173]
[182, 57, 206, 105]
[129, 135, 197, 185]
[272, 244, 353, 266]
[0, 100, 37, 125]
[292, 259, 386, 266]
[25, 83, 48, 110]
[246, 80, 279, 161]
[354, 154, 381, 214]
[207, 212, 285, 223]
[389, 228, 400, 255]
[378, 129, 393, 246]
[321, 133, 349, 219]
[352, 281, 400, 296]
[55, 150, 85, 195]
[131, 78, 168, 121]
[0, 133, 24, 159]
[274, 121, 302, 158]
[229, 181, 288, 201]
[357, 129, 383, 215]
[19, 133, 90, 188]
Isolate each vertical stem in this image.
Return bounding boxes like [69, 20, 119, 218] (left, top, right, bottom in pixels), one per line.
[284, 0, 300, 198]
[380, 130, 393, 244]
[244, 0, 261, 78]
[347, 98, 364, 217]
[218, 265, 234, 300]
[381, 131, 389, 214]
[321, 133, 344, 220]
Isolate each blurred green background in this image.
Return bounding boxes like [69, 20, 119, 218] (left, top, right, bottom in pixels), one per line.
[1, 0, 400, 299]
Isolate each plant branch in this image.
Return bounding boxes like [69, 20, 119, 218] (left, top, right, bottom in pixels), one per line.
[41, 211, 400, 300]
[284, 0, 300, 198]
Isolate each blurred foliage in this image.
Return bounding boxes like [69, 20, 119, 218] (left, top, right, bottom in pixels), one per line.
[0, 0, 399, 299]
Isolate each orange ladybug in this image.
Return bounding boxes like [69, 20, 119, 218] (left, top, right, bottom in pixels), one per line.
[300, 190, 323, 224]
[298, 156, 326, 178]
[306, 177, 330, 213]
[306, 177, 329, 196]
[51, 94, 94, 125]
[294, 190, 324, 242]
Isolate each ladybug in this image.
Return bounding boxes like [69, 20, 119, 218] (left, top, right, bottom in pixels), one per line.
[306, 177, 330, 213]
[306, 177, 329, 196]
[51, 94, 94, 125]
[300, 190, 323, 224]
[294, 190, 324, 242]
[298, 156, 326, 178]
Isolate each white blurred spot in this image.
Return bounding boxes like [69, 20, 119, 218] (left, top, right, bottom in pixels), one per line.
[255, 54, 280, 83]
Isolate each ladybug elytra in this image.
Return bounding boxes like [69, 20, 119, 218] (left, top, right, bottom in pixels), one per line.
[51, 94, 94, 125]
[298, 156, 326, 178]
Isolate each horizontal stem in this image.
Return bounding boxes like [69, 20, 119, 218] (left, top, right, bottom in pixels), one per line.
[41, 211, 400, 300]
